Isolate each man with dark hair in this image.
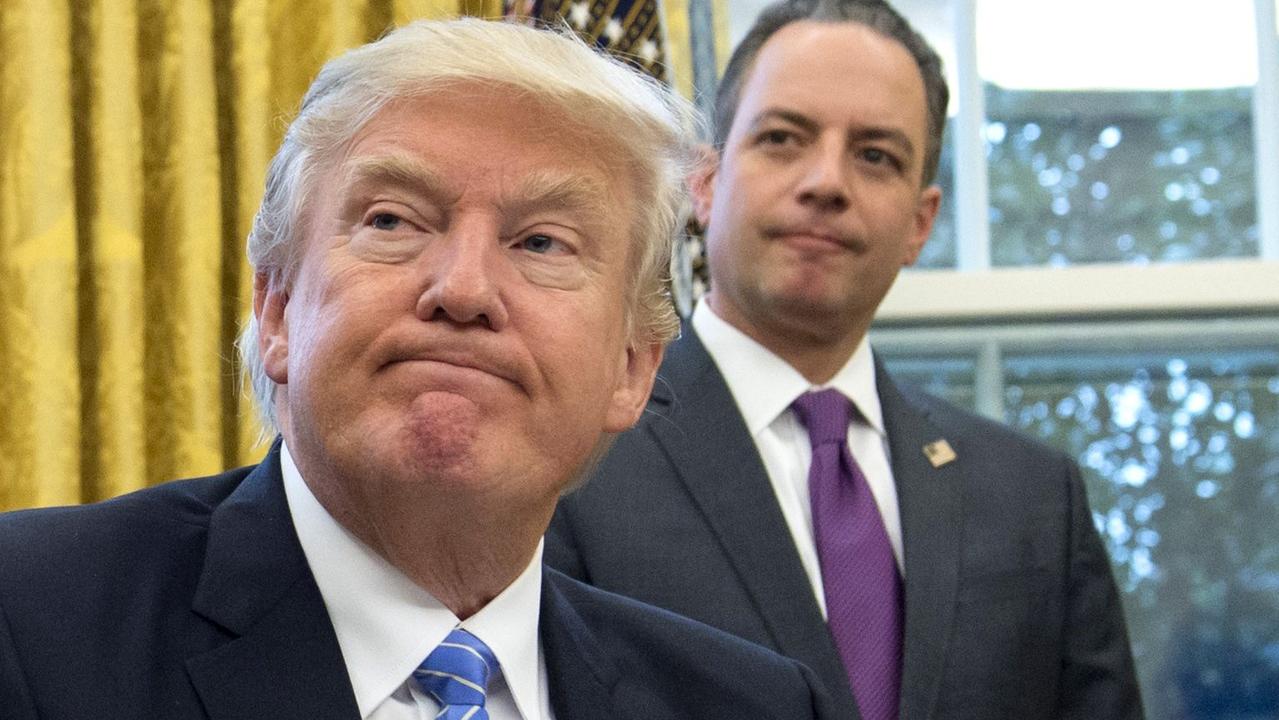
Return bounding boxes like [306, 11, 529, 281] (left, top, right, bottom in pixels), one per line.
[547, 1, 1144, 718]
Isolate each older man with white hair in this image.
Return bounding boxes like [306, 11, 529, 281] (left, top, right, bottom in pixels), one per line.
[0, 18, 835, 720]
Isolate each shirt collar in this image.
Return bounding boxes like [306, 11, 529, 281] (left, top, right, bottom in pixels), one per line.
[281, 442, 545, 719]
[691, 299, 885, 437]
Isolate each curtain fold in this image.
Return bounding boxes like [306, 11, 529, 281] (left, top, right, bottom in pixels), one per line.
[0, 0, 80, 508]
[1, 0, 679, 510]
[73, 0, 146, 502]
[138, 0, 227, 485]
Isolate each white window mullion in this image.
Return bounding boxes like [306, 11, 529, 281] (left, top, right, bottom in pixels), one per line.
[974, 340, 1004, 422]
[953, 0, 991, 271]
[1255, 0, 1279, 260]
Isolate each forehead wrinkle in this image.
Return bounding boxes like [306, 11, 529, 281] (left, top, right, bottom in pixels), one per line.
[339, 155, 453, 202]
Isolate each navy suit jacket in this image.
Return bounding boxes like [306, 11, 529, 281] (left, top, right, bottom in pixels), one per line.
[547, 328, 1144, 719]
[0, 443, 835, 719]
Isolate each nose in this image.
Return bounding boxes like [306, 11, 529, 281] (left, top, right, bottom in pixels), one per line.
[795, 138, 850, 213]
[414, 222, 509, 331]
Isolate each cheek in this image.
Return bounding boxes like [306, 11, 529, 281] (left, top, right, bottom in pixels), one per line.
[705, 228, 754, 291]
[534, 298, 627, 390]
[714, 172, 758, 222]
[856, 194, 913, 244]
[287, 295, 384, 386]
[887, 190, 926, 227]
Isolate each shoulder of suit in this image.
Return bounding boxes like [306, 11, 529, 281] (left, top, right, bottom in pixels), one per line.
[888, 371, 1075, 465]
[646, 327, 718, 405]
[0, 466, 253, 591]
[545, 567, 802, 667]
[544, 568, 822, 716]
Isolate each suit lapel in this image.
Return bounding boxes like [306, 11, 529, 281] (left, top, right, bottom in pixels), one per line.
[540, 571, 623, 720]
[648, 330, 860, 716]
[877, 364, 963, 720]
[186, 444, 360, 720]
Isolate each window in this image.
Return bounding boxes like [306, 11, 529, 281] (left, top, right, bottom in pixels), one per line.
[978, 0, 1261, 266]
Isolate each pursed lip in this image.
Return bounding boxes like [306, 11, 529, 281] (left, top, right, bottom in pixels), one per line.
[767, 225, 857, 252]
[380, 344, 527, 393]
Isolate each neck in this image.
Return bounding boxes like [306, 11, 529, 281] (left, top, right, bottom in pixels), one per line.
[277, 411, 557, 618]
[706, 293, 868, 385]
[280, 415, 552, 620]
[345, 493, 550, 620]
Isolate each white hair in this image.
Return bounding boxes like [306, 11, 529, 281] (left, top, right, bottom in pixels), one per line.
[238, 17, 702, 431]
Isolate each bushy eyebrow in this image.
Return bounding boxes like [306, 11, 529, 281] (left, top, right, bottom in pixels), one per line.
[339, 156, 449, 201]
[508, 170, 614, 223]
[748, 108, 822, 137]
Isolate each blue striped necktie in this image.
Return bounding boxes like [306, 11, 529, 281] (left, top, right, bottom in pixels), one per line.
[413, 628, 500, 720]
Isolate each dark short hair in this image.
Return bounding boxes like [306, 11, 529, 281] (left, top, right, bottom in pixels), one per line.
[713, 0, 949, 186]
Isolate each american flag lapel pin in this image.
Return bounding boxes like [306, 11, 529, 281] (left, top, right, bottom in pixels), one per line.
[923, 439, 957, 468]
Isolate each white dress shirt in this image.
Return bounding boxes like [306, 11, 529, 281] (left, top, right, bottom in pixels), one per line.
[281, 442, 556, 720]
[692, 300, 904, 617]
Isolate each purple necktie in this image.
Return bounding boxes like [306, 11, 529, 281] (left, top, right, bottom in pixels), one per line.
[792, 389, 902, 720]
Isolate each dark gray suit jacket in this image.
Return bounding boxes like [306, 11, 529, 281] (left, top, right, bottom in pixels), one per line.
[0, 442, 836, 719]
[547, 328, 1143, 719]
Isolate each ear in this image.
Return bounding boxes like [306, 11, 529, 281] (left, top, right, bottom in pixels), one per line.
[689, 144, 720, 229]
[602, 340, 665, 433]
[253, 270, 291, 384]
[903, 184, 942, 266]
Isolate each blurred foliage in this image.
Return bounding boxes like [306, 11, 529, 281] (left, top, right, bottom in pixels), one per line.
[879, 353, 975, 407]
[910, 85, 1259, 270]
[985, 86, 1257, 267]
[1004, 350, 1279, 719]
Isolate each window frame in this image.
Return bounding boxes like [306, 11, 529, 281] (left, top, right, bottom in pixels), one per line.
[939, 0, 1278, 272]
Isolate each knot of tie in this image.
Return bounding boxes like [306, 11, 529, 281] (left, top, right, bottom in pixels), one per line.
[792, 389, 854, 447]
[413, 628, 500, 720]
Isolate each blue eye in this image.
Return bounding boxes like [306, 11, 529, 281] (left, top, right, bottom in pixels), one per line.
[370, 213, 402, 230]
[521, 234, 557, 254]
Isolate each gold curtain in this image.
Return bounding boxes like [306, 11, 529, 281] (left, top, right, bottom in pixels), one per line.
[0, 0, 498, 510]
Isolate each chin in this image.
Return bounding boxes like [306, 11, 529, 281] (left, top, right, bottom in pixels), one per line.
[327, 392, 476, 479]
[766, 285, 844, 317]
[394, 416, 481, 475]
